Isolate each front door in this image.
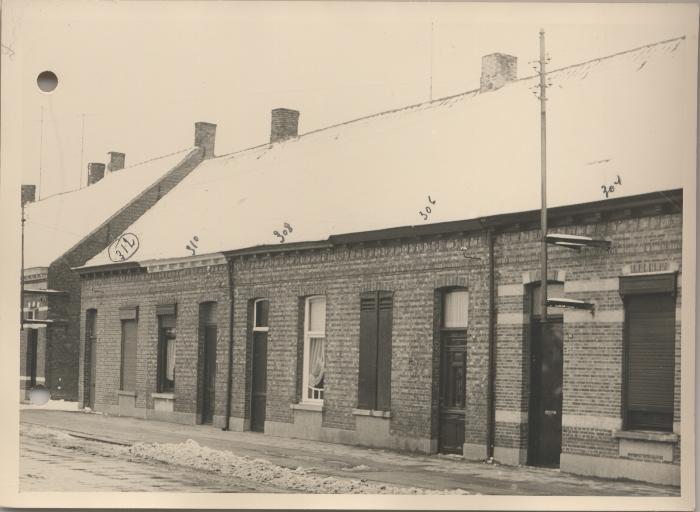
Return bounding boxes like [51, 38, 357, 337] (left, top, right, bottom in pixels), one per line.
[438, 331, 467, 454]
[201, 325, 217, 424]
[27, 329, 38, 388]
[250, 330, 268, 432]
[528, 319, 564, 467]
[88, 336, 96, 408]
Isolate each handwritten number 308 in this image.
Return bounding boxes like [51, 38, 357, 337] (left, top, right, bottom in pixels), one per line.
[419, 195, 437, 221]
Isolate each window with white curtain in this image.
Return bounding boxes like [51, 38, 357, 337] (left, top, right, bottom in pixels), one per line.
[443, 290, 469, 328]
[303, 296, 326, 402]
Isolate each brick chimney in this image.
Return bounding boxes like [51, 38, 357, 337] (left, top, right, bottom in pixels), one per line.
[480, 53, 518, 92]
[87, 163, 106, 186]
[21, 184, 36, 205]
[194, 122, 216, 159]
[270, 108, 300, 144]
[107, 151, 126, 172]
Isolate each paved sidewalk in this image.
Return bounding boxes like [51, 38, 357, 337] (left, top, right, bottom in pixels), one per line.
[20, 409, 679, 496]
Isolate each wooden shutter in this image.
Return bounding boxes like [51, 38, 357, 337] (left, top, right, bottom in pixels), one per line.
[121, 319, 138, 391]
[357, 294, 378, 410]
[376, 293, 393, 410]
[626, 294, 675, 430]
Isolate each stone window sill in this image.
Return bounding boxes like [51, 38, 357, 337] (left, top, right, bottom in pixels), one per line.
[290, 402, 323, 412]
[352, 408, 391, 419]
[117, 390, 136, 397]
[151, 392, 175, 400]
[612, 429, 679, 443]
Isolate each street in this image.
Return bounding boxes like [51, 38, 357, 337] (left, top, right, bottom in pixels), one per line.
[19, 409, 680, 495]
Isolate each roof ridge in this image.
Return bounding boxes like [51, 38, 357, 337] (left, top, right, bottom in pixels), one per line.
[213, 35, 686, 161]
[30, 147, 194, 204]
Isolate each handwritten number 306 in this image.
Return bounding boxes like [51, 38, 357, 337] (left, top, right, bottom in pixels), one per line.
[419, 196, 437, 221]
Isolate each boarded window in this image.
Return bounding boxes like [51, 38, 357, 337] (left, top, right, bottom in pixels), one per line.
[120, 319, 138, 391]
[624, 294, 675, 431]
[357, 291, 393, 410]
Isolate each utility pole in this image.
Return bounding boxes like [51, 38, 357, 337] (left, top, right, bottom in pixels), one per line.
[539, 29, 548, 322]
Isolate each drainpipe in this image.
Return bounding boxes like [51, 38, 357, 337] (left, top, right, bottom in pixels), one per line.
[223, 257, 235, 431]
[486, 227, 496, 459]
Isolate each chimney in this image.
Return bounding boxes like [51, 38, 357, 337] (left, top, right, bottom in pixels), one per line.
[270, 108, 300, 144]
[87, 163, 106, 186]
[480, 53, 518, 92]
[107, 151, 126, 172]
[21, 184, 36, 205]
[194, 122, 216, 159]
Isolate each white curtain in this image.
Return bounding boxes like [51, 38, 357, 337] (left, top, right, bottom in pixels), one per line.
[308, 337, 325, 387]
[444, 290, 469, 328]
[166, 338, 176, 381]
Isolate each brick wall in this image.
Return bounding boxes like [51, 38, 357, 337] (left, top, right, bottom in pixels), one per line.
[493, 208, 682, 468]
[229, 233, 489, 447]
[80, 264, 230, 421]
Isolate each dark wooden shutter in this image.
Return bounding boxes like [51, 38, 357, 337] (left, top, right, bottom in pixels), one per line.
[626, 294, 675, 430]
[121, 319, 138, 391]
[376, 293, 393, 410]
[357, 294, 378, 410]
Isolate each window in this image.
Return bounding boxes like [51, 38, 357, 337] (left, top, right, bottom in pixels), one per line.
[157, 315, 176, 393]
[254, 299, 269, 332]
[443, 290, 469, 328]
[119, 306, 138, 391]
[621, 274, 676, 431]
[303, 296, 326, 402]
[357, 291, 393, 410]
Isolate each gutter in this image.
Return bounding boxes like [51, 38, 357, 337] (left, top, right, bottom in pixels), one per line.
[486, 227, 497, 460]
[223, 258, 235, 431]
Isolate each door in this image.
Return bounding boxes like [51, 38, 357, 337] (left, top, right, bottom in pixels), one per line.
[250, 330, 268, 432]
[86, 310, 97, 409]
[201, 325, 217, 424]
[438, 331, 467, 454]
[27, 329, 38, 388]
[528, 319, 564, 467]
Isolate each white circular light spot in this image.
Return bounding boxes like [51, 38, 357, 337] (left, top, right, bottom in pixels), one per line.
[29, 385, 51, 406]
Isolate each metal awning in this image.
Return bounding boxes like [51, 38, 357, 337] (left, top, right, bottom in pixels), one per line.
[546, 297, 595, 311]
[546, 233, 611, 250]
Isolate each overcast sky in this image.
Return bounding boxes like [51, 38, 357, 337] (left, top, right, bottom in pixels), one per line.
[3, 1, 696, 199]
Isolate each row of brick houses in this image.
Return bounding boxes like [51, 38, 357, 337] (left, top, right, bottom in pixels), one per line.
[74, 36, 692, 486]
[19, 131, 215, 402]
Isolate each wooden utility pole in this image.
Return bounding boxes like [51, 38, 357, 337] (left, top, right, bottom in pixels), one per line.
[539, 29, 548, 322]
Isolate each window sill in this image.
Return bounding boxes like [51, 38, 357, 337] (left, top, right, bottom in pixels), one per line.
[117, 390, 136, 397]
[151, 392, 175, 400]
[612, 429, 679, 443]
[352, 408, 391, 419]
[290, 402, 323, 412]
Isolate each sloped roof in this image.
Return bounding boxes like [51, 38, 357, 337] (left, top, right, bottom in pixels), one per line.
[24, 148, 197, 268]
[84, 36, 694, 268]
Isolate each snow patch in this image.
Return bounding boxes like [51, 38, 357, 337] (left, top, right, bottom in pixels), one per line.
[124, 438, 472, 494]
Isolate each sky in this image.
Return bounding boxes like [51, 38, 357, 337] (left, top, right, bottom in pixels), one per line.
[3, 1, 697, 199]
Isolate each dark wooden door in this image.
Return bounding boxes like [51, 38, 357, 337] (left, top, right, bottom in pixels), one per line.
[27, 329, 38, 388]
[528, 320, 564, 467]
[250, 331, 268, 432]
[438, 331, 467, 454]
[201, 325, 217, 424]
[88, 336, 97, 408]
